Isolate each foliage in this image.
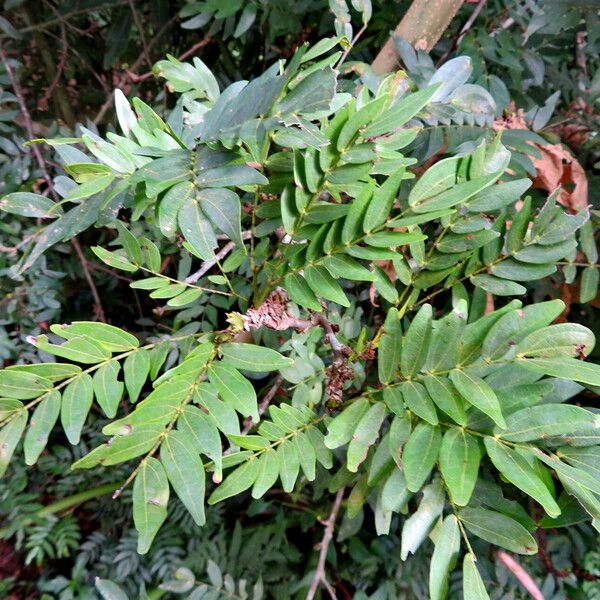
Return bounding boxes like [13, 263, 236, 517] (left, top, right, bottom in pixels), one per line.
[0, 0, 599, 599]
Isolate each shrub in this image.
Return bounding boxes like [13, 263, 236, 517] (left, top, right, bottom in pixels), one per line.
[0, 4, 599, 599]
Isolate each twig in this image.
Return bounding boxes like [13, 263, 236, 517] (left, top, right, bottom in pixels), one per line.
[93, 14, 179, 124]
[71, 237, 107, 322]
[490, 16, 514, 37]
[0, 0, 130, 39]
[306, 488, 345, 600]
[241, 376, 283, 434]
[497, 551, 544, 600]
[0, 41, 106, 321]
[127, 0, 152, 69]
[437, 0, 487, 65]
[185, 232, 252, 283]
[575, 30, 588, 82]
[94, 23, 208, 124]
[335, 23, 367, 70]
[124, 36, 212, 84]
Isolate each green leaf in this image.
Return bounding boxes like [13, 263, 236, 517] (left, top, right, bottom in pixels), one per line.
[178, 404, 223, 482]
[425, 301, 466, 372]
[515, 323, 595, 358]
[159, 181, 195, 237]
[401, 303, 432, 378]
[388, 413, 411, 468]
[558, 446, 600, 481]
[347, 402, 387, 472]
[531, 449, 600, 495]
[580, 266, 599, 304]
[411, 172, 500, 214]
[400, 479, 444, 560]
[6, 363, 81, 382]
[167, 288, 203, 307]
[506, 197, 532, 253]
[227, 434, 270, 450]
[403, 422, 442, 492]
[124, 351, 150, 404]
[208, 363, 259, 421]
[423, 376, 466, 425]
[0, 192, 61, 218]
[362, 85, 440, 137]
[378, 308, 402, 384]
[373, 265, 399, 303]
[490, 259, 556, 281]
[277, 67, 336, 115]
[304, 264, 349, 307]
[160, 431, 206, 526]
[0, 399, 23, 420]
[92, 246, 138, 272]
[322, 254, 375, 282]
[16, 195, 104, 275]
[364, 230, 426, 246]
[295, 431, 317, 481]
[278, 439, 300, 492]
[197, 164, 268, 188]
[0, 410, 27, 476]
[284, 272, 322, 311]
[482, 300, 564, 361]
[363, 169, 404, 233]
[220, 343, 293, 372]
[470, 274, 526, 296]
[208, 458, 260, 504]
[179, 197, 217, 260]
[514, 238, 576, 264]
[199, 188, 244, 248]
[462, 554, 490, 600]
[0, 370, 52, 399]
[24, 391, 61, 465]
[497, 405, 599, 442]
[449, 369, 506, 428]
[484, 437, 560, 517]
[95, 578, 129, 600]
[341, 181, 374, 244]
[60, 373, 94, 444]
[429, 515, 460, 600]
[520, 357, 600, 387]
[324, 398, 370, 449]
[35, 334, 112, 364]
[466, 178, 531, 212]
[133, 457, 169, 554]
[439, 428, 480, 506]
[53, 322, 139, 352]
[400, 381, 438, 425]
[459, 507, 538, 554]
[114, 221, 142, 265]
[251, 450, 280, 498]
[336, 94, 388, 150]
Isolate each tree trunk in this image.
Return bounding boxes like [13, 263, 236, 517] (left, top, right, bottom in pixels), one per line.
[372, 0, 464, 74]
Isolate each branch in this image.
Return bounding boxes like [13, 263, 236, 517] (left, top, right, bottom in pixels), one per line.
[497, 551, 544, 600]
[241, 376, 283, 434]
[436, 0, 487, 66]
[0, 0, 129, 39]
[306, 488, 345, 600]
[185, 232, 252, 284]
[126, 0, 152, 69]
[21, 3, 76, 127]
[371, 0, 465, 74]
[94, 29, 209, 124]
[93, 14, 179, 124]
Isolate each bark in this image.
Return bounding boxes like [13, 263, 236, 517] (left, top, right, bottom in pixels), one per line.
[372, 0, 465, 74]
